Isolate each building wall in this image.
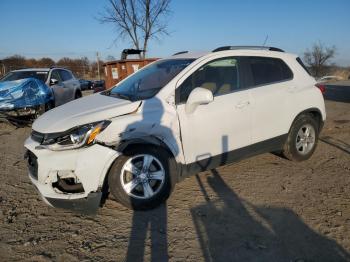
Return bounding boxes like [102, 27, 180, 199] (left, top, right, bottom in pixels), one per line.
[103, 58, 158, 89]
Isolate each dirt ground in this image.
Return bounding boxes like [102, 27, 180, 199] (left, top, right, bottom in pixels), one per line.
[0, 95, 349, 261]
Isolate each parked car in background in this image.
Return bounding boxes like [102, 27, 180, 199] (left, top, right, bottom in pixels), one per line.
[25, 46, 326, 213]
[92, 80, 106, 93]
[79, 79, 92, 90]
[316, 75, 340, 83]
[0, 78, 53, 123]
[1, 67, 82, 107]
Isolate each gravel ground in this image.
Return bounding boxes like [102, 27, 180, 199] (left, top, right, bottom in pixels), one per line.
[0, 99, 349, 262]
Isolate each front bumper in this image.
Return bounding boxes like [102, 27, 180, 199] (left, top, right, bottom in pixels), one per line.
[24, 136, 120, 214]
[0, 107, 42, 125]
[1, 107, 37, 116]
[45, 193, 102, 214]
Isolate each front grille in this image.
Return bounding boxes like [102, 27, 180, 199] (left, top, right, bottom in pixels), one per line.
[26, 150, 38, 180]
[31, 130, 45, 143]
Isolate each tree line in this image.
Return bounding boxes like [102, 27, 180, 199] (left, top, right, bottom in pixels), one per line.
[0, 55, 106, 80]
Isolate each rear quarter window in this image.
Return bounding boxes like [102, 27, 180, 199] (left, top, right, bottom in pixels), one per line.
[248, 57, 293, 86]
[59, 70, 73, 81]
[296, 57, 311, 75]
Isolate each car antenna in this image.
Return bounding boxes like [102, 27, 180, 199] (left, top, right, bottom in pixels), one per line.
[262, 35, 269, 48]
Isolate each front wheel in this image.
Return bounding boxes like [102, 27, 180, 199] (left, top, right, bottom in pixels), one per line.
[282, 114, 319, 161]
[75, 91, 82, 99]
[108, 146, 176, 210]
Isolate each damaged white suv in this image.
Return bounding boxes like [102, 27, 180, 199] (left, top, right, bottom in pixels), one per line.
[24, 46, 326, 213]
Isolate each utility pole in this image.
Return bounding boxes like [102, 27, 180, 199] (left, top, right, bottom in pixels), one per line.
[96, 52, 101, 80]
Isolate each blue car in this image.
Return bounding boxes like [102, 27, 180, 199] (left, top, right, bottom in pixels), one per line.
[0, 78, 54, 122]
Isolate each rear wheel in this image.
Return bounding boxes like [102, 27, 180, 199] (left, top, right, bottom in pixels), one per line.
[108, 146, 176, 210]
[282, 114, 319, 161]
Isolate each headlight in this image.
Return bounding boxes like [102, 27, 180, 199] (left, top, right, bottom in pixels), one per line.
[41, 120, 111, 151]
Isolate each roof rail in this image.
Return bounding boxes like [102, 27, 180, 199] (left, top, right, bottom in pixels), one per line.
[50, 66, 69, 70]
[212, 46, 284, 52]
[172, 51, 188, 56]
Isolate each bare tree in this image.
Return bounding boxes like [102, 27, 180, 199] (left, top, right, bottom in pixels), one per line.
[304, 42, 336, 77]
[106, 55, 116, 61]
[99, 0, 171, 58]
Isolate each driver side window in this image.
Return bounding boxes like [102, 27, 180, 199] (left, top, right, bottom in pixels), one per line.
[178, 57, 240, 103]
[50, 70, 61, 83]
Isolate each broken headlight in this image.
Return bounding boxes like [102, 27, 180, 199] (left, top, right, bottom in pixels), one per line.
[41, 120, 111, 151]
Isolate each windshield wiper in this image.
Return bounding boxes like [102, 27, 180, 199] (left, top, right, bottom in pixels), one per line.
[109, 92, 133, 101]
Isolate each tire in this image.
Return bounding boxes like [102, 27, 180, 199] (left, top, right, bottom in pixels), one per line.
[75, 91, 82, 99]
[33, 104, 47, 120]
[45, 100, 55, 111]
[282, 114, 319, 162]
[108, 145, 177, 210]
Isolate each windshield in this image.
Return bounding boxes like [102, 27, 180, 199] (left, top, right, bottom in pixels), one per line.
[105, 59, 194, 101]
[1, 71, 49, 82]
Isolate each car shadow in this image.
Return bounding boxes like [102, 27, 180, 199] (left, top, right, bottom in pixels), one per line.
[191, 136, 350, 262]
[191, 169, 350, 261]
[320, 136, 350, 155]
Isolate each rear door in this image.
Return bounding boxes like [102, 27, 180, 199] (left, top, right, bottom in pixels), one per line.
[59, 69, 78, 102]
[246, 56, 294, 144]
[49, 69, 67, 107]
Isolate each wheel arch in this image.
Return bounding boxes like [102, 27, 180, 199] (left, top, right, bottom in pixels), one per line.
[116, 136, 181, 181]
[117, 136, 177, 160]
[289, 107, 324, 133]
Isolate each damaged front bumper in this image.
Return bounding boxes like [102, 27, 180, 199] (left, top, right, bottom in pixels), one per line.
[24, 136, 120, 214]
[0, 106, 43, 125]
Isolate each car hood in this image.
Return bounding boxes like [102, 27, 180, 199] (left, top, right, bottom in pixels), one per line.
[0, 79, 28, 99]
[32, 93, 141, 133]
[0, 78, 52, 110]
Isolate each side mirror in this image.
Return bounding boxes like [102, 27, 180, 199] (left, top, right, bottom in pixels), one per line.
[50, 78, 58, 86]
[185, 87, 213, 114]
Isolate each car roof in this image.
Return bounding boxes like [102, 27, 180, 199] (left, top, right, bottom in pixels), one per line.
[12, 68, 50, 72]
[12, 67, 71, 72]
[169, 47, 297, 60]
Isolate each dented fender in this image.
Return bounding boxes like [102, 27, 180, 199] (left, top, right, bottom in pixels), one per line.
[95, 97, 185, 164]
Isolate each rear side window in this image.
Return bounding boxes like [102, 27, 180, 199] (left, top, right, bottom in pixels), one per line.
[296, 57, 311, 75]
[248, 57, 293, 86]
[59, 70, 73, 81]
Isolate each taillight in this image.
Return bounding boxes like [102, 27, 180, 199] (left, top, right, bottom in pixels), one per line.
[316, 83, 326, 94]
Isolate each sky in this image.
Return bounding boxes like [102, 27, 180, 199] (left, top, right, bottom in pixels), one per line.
[0, 0, 349, 66]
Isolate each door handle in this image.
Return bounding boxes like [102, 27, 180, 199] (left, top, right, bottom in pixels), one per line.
[235, 101, 250, 109]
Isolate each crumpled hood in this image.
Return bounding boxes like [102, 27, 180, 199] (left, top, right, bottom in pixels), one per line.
[33, 93, 141, 133]
[0, 79, 28, 100]
[0, 78, 52, 111]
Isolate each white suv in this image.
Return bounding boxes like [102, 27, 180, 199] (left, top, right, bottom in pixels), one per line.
[24, 46, 326, 213]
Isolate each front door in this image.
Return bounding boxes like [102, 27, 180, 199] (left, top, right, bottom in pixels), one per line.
[176, 57, 252, 169]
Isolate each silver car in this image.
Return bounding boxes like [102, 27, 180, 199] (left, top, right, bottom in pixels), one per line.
[1, 67, 82, 107]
